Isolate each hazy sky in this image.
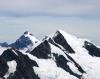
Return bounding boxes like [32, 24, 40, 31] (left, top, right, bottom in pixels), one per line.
[0, 0, 100, 45]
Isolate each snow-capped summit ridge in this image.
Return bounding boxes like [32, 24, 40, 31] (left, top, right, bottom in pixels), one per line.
[23, 31, 38, 42]
[10, 31, 39, 52]
[52, 29, 89, 55]
[16, 31, 38, 45]
[55, 29, 80, 40]
[24, 31, 33, 37]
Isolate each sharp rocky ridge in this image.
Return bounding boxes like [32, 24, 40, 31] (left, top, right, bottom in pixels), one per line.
[0, 30, 100, 79]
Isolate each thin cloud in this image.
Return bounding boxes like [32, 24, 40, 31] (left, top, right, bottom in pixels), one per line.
[0, 0, 100, 17]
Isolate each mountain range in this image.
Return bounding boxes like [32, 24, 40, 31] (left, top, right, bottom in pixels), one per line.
[0, 30, 100, 79]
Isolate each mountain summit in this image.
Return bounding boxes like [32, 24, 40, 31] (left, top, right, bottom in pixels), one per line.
[11, 31, 39, 52]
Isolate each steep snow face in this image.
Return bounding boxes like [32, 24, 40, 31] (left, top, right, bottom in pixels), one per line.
[33, 59, 78, 79]
[51, 30, 90, 56]
[48, 30, 100, 79]
[11, 31, 39, 52]
[51, 29, 100, 57]
[30, 40, 87, 79]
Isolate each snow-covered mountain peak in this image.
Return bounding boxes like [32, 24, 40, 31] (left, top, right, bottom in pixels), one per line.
[24, 31, 30, 34]
[16, 31, 39, 46]
[49, 29, 89, 55]
[10, 31, 39, 52]
[24, 31, 33, 37]
[55, 29, 73, 36]
[55, 29, 82, 41]
[22, 31, 39, 44]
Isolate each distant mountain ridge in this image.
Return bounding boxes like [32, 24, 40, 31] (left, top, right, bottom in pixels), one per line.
[0, 31, 39, 52]
[0, 30, 100, 79]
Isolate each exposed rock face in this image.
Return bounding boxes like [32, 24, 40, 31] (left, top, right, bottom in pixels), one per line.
[0, 49, 39, 79]
[84, 41, 100, 57]
[30, 40, 51, 59]
[52, 31, 75, 53]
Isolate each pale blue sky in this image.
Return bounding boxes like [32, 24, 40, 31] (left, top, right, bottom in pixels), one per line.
[0, 0, 100, 45]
